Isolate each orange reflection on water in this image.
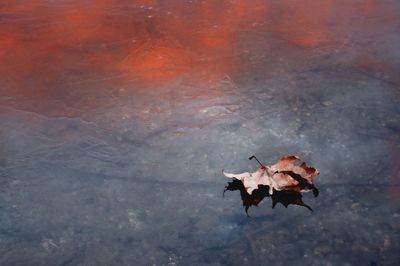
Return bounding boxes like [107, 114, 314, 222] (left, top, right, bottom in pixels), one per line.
[0, 0, 271, 94]
[116, 0, 268, 82]
[274, 0, 336, 47]
[0, 0, 399, 100]
[118, 40, 191, 81]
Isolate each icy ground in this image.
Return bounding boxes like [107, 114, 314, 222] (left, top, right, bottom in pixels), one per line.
[1, 1, 400, 265]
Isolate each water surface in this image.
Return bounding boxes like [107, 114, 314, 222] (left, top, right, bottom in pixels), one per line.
[1, 1, 400, 265]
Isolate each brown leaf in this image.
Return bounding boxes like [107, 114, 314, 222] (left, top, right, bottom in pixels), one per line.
[223, 155, 319, 215]
[267, 155, 319, 195]
[223, 166, 269, 195]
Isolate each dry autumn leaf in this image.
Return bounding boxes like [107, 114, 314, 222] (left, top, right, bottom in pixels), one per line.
[223, 155, 319, 216]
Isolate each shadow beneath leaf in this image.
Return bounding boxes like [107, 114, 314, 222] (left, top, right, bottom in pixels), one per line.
[223, 179, 314, 216]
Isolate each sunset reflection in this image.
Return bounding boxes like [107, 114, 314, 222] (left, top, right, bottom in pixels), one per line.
[0, 0, 398, 101]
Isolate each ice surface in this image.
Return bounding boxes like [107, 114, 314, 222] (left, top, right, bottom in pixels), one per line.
[0, 0, 399, 265]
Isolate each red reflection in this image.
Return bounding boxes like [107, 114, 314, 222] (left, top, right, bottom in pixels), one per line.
[0, 0, 398, 103]
[118, 40, 191, 81]
[0, 0, 268, 97]
[274, 0, 336, 47]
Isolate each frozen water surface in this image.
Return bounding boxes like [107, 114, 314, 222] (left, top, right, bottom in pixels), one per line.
[1, 0, 400, 265]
